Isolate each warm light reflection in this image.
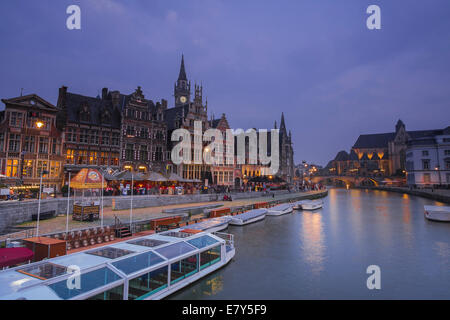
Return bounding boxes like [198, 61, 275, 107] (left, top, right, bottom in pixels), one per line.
[36, 120, 44, 128]
[202, 275, 224, 296]
[301, 212, 325, 274]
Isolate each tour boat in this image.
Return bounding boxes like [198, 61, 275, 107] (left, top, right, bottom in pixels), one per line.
[266, 203, 293, 216]
[299, 200, 323, 211]
[424, 205, 450, 222]
[0, 230, 235, 300]
[229, 209, 267, 226]
[179, 216, 232, 233]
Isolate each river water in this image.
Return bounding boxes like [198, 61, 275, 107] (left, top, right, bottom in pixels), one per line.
[170, 188, 450, 299]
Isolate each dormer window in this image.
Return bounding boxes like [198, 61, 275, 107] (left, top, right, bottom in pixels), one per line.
[101, 109, 111, 124]
[79, 104, 91, 122]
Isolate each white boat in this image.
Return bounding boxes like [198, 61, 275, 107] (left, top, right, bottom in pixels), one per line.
[229, 209, 267, 226]
[292, 200, 308, 210]
[0, 230, 235, 300]
[266, 203, 293, 216]
[300, 200, 323, 211]
[424, 205, 450, 222]
[180, 216, 232, 233]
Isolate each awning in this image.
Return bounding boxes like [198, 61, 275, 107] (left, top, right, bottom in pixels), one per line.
[0, 248, 34, 268]
[71, 168, 105, 189]
[114, 171, 146, 181]
[167, 173, 186, 182]
[145, 172, 168, 182]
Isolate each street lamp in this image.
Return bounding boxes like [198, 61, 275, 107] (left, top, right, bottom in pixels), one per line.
[36, 169, 49, 237]
[36, 120, 44, 129]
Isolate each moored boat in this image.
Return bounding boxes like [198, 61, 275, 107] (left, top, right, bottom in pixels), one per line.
[424, 205, 450, 222]
[0, 229, 235, 300]
[229, 209, 267, 226]
[300, 200, 323, 211]
[179, 216, 231, 233]
[292, 200, 307, 210]
[266, 203, 293, 216]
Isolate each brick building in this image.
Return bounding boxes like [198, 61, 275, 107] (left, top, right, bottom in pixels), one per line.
[0, 94, 64, 191]
[57, 86, 122, 178]
[118, 86, 168, 173]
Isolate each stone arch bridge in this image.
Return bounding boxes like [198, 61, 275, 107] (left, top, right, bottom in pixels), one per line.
[305, 175, 381, 187]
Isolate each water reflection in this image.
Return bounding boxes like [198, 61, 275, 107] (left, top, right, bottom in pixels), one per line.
[170, 189, 450, 299]
[202, 275, 224, 296]
[301, 212, 325, 274]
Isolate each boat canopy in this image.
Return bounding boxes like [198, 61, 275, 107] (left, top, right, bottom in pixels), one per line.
[180, 217, 231, 231]
[233, 209, 267, 222]
[270, 203, 292, 211]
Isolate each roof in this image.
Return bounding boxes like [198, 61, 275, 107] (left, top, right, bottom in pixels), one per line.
[2, 94, 59, 113]
[64, 92, 121, 129]
[353, 133, 395, 149]
[334, 151, 349, 161]
[164, 105, 190, 131]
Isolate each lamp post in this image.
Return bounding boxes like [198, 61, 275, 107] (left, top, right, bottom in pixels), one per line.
[101, 170, 104, 228]
[65, 172, 71, 235]
[36, 169, 49, 237]
[130, 170, 133, 232]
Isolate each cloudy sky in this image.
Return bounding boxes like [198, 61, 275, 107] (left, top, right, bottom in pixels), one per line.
[1, 0, 449, 165]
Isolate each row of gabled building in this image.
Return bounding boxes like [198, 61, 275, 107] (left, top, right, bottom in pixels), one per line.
[0, 56, 295, 192]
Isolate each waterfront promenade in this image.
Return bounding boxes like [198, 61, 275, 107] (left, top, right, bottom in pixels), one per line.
[359, 186, 450, 204]
[1, 190, 327, 240]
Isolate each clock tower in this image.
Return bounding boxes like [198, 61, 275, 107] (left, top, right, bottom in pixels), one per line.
[174, 54, 191, 107]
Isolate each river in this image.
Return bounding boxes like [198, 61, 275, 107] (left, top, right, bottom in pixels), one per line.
[169, 188, 450, 299]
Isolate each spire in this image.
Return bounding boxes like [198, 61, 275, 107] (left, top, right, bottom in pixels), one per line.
[280, 112, 286, 129]
[395, 119, 405, 133]
[178, 54, 187, 81]
[274, 120, 277, 129]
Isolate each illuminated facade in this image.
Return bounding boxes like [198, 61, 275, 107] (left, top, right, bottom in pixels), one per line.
[0, 94, 64, 191]
[165, 55, 212, 183]
[327, 120, 448, 178]
[57, 86, 121, 177]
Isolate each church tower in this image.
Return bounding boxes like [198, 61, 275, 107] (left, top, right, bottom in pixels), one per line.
[174, 54, 191, 107]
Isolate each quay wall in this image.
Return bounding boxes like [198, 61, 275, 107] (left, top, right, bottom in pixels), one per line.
[0, 190, 292, 233]
[356, 186, 450, 204]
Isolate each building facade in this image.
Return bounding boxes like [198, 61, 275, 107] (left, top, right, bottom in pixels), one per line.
[165, 55, 212, 183]
[209, 113, 236, 187]
[57, 86, 122, 178]
[0, 94, 64, 191]
[327, 120, 446, 179]
[405, 126, 450, 187]
[118, 87, 168, 173]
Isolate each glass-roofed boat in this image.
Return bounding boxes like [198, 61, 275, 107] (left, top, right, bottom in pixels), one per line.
[266, 203, 293, 216]
[229, 209, 267, 226]
[0, 230, 235, 300]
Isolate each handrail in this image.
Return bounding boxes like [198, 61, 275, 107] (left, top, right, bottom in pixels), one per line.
[212, 231, 234, 248]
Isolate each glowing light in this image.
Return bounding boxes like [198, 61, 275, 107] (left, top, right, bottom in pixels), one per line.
[36, 120, 44, 128]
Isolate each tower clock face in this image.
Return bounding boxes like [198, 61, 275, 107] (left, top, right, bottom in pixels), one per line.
[180, 96, 187, 103]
